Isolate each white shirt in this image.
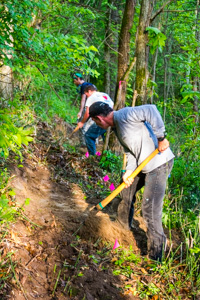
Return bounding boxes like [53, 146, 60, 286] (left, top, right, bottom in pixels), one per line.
[85, 92, 114, 108]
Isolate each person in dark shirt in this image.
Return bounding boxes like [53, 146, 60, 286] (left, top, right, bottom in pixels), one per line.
[73, 73, 93, 119]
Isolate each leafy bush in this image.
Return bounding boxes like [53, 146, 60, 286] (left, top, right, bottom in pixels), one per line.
[99, 150, 122, 174]
[0, 98, 35, 158]
[33, 92, 78, 124]
[157, 98, 200, 211]
[0, 168, 17, 224]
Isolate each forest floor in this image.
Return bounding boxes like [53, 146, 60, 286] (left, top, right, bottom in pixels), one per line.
[1, 118, 194, 300]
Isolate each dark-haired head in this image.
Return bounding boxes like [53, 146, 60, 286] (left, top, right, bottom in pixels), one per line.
[89, 102, 113, 118]
[84, 84, 97, 93]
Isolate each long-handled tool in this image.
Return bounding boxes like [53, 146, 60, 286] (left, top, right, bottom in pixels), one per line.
[96, 148, 159, 210]
[73, 148, 159, 235]
[121, 152, 127, 176]
[68, 125, 80, 139]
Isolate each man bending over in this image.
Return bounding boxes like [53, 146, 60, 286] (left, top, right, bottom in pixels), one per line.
[89, 102, 174, 262]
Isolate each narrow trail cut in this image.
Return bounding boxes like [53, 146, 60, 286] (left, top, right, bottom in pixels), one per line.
[3, 119, 182, 300]
[5, 119, 142, 300]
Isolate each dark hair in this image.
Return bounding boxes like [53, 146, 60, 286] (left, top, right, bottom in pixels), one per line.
[89, 102, 113, 118]
[84, 84, 97, 93]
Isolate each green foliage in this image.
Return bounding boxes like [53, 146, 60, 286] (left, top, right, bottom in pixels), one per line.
[99, 150, 122, 174]
[0, 168, 17, 223]
[0, 194, 15, 223]
[0, 98, 34, 158]
[180, 84, 200, 103]
[137, 281, 160, 298]
[112, 246, 141, 278]
[0, 0, 48, 66]
[1, 0, 100, 76]
[0, 250, 15, 294]
[0, 1, 199, 298]
[156, 97, 199, 211]
[33, 92, 78, 124]
[146, 27, 167, 54]
[0, 100, 34, 158]
[147, 79, 159, 99]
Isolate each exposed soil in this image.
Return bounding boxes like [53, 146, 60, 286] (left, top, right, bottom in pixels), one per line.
[1, 118, 184, 300]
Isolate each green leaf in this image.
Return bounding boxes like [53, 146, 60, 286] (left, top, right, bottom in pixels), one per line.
[9, 190, 16, 197]
[24, 198, 30, 206]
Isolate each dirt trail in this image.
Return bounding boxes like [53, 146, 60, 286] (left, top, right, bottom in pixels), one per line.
[4, 120, 145, 300]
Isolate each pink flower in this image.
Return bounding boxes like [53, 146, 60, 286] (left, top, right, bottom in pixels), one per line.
[85, 152, 89, 158]
[109, 183, 115, 191]
[113, 239, 120, 250]
[95, 151, 101, 156]
[103, 175, 110, 182]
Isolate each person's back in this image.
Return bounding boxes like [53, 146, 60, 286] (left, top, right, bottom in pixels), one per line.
[113, 105, 174, 172]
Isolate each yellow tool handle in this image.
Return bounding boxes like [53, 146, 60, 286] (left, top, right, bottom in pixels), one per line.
[69, 125, 80, 138]
[96, 148, 159, 210]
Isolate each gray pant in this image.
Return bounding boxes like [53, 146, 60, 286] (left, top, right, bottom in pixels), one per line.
[117, 159, 174, 261]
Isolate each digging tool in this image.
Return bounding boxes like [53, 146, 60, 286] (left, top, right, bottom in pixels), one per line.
[121, 152, 127, 176]
[68, 125, 80, 139]
[96, 148, 159, 210]
[122, 153, 127, 170]
[73, 148, 159, 235]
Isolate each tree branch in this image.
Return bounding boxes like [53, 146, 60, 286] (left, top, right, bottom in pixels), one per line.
[114, 57, 136, 110]
[36, 66, 63, 102]
[150, 0, 175, 23]
[123, 57, 136, 81]
[163, 9, 198, 12]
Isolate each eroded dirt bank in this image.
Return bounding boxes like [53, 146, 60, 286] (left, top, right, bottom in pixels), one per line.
[2, 120, 142, 300]
[2, 120, 184, 300]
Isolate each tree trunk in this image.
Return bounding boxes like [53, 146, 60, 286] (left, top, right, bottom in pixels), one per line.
[150, 47, 158, 104]
[103, 0, 136, 153]
[0, 66, 13, 100]
[115, 0, 136, 109]
[0, 5, 13, 100]
[104, 2, 112, 95]
[109, 3, 119, 100]
[135, 0, 154, 106]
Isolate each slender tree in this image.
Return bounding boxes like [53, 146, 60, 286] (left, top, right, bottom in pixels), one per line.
[114, 0, 136, 109]
[135, 0, 154, 106]
[103, 0, 136, 152]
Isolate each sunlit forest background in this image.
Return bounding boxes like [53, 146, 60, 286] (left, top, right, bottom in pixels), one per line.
[0, 0, 199, 299]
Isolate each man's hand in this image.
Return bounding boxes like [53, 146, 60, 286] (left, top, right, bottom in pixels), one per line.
[123, 170, 134, 188]
[158, 138, 169, 152]
[77, 122, 84, 129]
[77, 111, 82, 119]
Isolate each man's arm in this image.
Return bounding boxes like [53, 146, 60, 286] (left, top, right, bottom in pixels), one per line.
[78, 106, 89, 128]
[77, 94, 87, 119]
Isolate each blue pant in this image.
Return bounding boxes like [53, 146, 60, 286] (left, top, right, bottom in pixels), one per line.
[84, 123, 106, 155]
[118, 159, 174, 261]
